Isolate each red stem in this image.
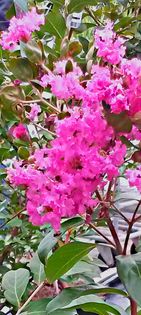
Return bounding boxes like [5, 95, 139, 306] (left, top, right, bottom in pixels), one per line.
[130, 298, 137, 315]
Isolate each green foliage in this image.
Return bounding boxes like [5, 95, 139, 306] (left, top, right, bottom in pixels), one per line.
[28, 253, 46, 284]
[2, 268, 30, 307]
[45, 242, 95, 283]
[117, 254, 141, 307]
[38, 230, 58, 264]
[1, 0, 141, 314]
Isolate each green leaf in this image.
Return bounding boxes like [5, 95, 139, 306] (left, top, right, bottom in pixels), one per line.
[46, 288, 83, 314]
[18, 147, 30, 160]
[117, 253, 141, 306]
[45, 242, 95, 283]
[79, 36, 89, 53]
[2, 268, 30, 307]
[64, 260, 100, 277]
[82, 287, 128, 297]
[47, 310, 76, 315]
[69, 41, 83, 56]
[47, 287, 122, 315]
[0, 85, 25, 107]
[7, 218, 22, 227]
[20, 298, 51, 315]
[14, 0, 28, 12]
[120, 136, 134, 148]
[62, 295, 121, 315]
[61, 217, 84, 233]
[38, 230, 57, 264]
[8, 58, 34, 82]
[45, 11, 66, 40]
[21, 41, 43, 64]
[51, 0, 65, 9]
[28, 253, 46, 284]
[68, 0, 97, 13]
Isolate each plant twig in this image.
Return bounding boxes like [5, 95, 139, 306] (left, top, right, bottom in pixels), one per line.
[20, 97, 60, 114]
[33, 122, 56, 136]
[130, 297, 137, 315]
[85, 7, 103, 26]
[19, 99, 41, 104]
[95, 187, 123, 254]
[112, 204, 130, 224]
[0, 208, 25, 229]
[16, 282, 44, 315]
[123, 200, 141, 255]
[89, 222, 115, 248]
[107, 217, 122, 254]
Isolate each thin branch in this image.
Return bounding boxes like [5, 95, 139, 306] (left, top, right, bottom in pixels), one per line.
[106, 180, 113, 201]
[19, 99, 41, 104]
[85, 7, 103, 26]
[20, 98, 60, 114]
[130, 297, 137, 315]
[33, 122, 56, 136]
[40, 97, 60, 113]
[123, 200, 141, 255]
[107, 217, 122, 254]
[112, 204, 130, 224]
[0, 208, 24, 229]
[89, 222, 115, 248]
[95, 187, 122, 254]
[16, 282, 44, 315]
[40, 63, 51, 74]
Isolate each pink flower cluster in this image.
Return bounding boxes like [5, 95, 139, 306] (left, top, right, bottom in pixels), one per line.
[7, 21, 141, 230]
[28, 103, 41, 122]
[11, 123, 29, 141]
[0, 8, 44, 50]
[126, 167, 141, 193]
[8, 107, 126, 231]
[95, 21, 126, 64]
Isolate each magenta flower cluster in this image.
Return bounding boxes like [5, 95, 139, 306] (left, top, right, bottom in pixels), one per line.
[4, 21, 141, 230]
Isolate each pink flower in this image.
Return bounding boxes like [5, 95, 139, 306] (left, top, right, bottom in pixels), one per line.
[0, 8, 44, 50]
[28, 103, 41, 121]
[95, 21, 126, 65]
[12, 123, 29, 141]
[126, 167, 141, 193]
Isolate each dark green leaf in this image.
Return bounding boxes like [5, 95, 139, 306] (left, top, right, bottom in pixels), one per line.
[46, 288, 83, 314]
[8, 58, 34, 82]
[0, 85, 25, 106]
[45, 242, 95, 283]
[20, 298, 51, 315]
[38, 230, 57, 264]
[2, 268, 30, 307]
[28, 253, 46, 284]
[117, 253, 141, 306]
[18, 147, 30, 160]
[61, 217, 84, 233]
[68, 0, 97, 13]
[45, 11, 66, 40]
[62, 295, 121, 315]
[69, 41, 83, 56]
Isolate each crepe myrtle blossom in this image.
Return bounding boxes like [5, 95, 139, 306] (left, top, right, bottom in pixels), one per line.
[28, 103, 41, 122]
[7, 21, 141, 231]
[126, 167, 141, 193]
[0, 8, 44, 50]
[94, 21, 126, 65]
[7, 107, 126, 231]
[11, 123, 29, 141]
